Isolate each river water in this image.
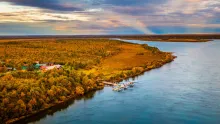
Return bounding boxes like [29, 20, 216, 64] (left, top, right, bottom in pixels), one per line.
[28, 40, 220, 124]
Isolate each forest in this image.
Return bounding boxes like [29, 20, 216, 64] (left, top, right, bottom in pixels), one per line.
[0, 38, 175, 123]
[0, 39, 122, 70]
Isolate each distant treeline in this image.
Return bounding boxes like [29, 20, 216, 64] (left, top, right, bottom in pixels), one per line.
[0, 34, 220, 40]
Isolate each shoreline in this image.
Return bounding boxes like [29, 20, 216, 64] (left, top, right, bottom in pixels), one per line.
[120, 38, 211, 42]
[6, 54, 176, 124]
[6, 89, 102, 124]
[105, 54, 176, 83]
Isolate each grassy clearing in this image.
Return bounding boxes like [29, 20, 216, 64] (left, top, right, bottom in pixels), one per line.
[84, 43, 175, 82]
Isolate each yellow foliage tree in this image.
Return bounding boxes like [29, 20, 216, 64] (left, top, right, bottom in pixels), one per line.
[75, 86, 84, 95]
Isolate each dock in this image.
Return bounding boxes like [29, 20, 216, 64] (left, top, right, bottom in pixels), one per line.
[103, 81, 116, 86]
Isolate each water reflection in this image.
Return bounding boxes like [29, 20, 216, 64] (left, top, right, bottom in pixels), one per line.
[17, 90, 99, 124]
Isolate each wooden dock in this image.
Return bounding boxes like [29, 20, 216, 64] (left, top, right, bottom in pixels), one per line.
[103, 81, 116, 86]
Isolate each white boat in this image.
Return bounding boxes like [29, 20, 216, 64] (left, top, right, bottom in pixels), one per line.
[128, 82, 134, 87]
[120, 84, 125, 88]
[112, 82, 135, 92]
[113, 87, 122, 92]
[113, 85, 123, 92]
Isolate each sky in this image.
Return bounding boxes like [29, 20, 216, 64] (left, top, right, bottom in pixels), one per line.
[0, 0, 219, 35]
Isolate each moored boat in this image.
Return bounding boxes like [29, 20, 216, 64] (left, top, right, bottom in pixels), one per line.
[112, 82, 135, 92]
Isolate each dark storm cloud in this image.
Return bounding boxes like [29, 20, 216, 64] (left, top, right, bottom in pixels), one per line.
[2, 0, 83, 11]
[93, 0, 166, 6]
[87, 0, 166, 16]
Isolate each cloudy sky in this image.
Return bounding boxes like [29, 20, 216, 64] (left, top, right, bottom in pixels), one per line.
[0, 0, 219, 35]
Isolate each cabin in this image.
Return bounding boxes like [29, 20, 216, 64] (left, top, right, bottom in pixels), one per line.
[7, 67, 13, 71]
[22, 62, 29, 70]
[39, 62, 62, 71]
[0, 66, 15, 72]
[33, 61, 40, 69]
[34, 63, 41, 69]
[45, 65, 62, 71]
[22, 65, 28, 70]
[0, 61, 62, 72]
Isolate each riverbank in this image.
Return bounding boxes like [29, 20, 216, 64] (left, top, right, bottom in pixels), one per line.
[121, 38, 211, 42]
[5, 88, 102, 124]
[0, 38, 175, 124]
[26, 39, 220, 124]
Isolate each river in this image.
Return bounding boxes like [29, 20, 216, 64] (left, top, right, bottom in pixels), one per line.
[27, 40, 220, 124]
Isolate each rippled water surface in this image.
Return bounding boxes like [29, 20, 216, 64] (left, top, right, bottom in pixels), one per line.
[29, 40, 220, 124]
